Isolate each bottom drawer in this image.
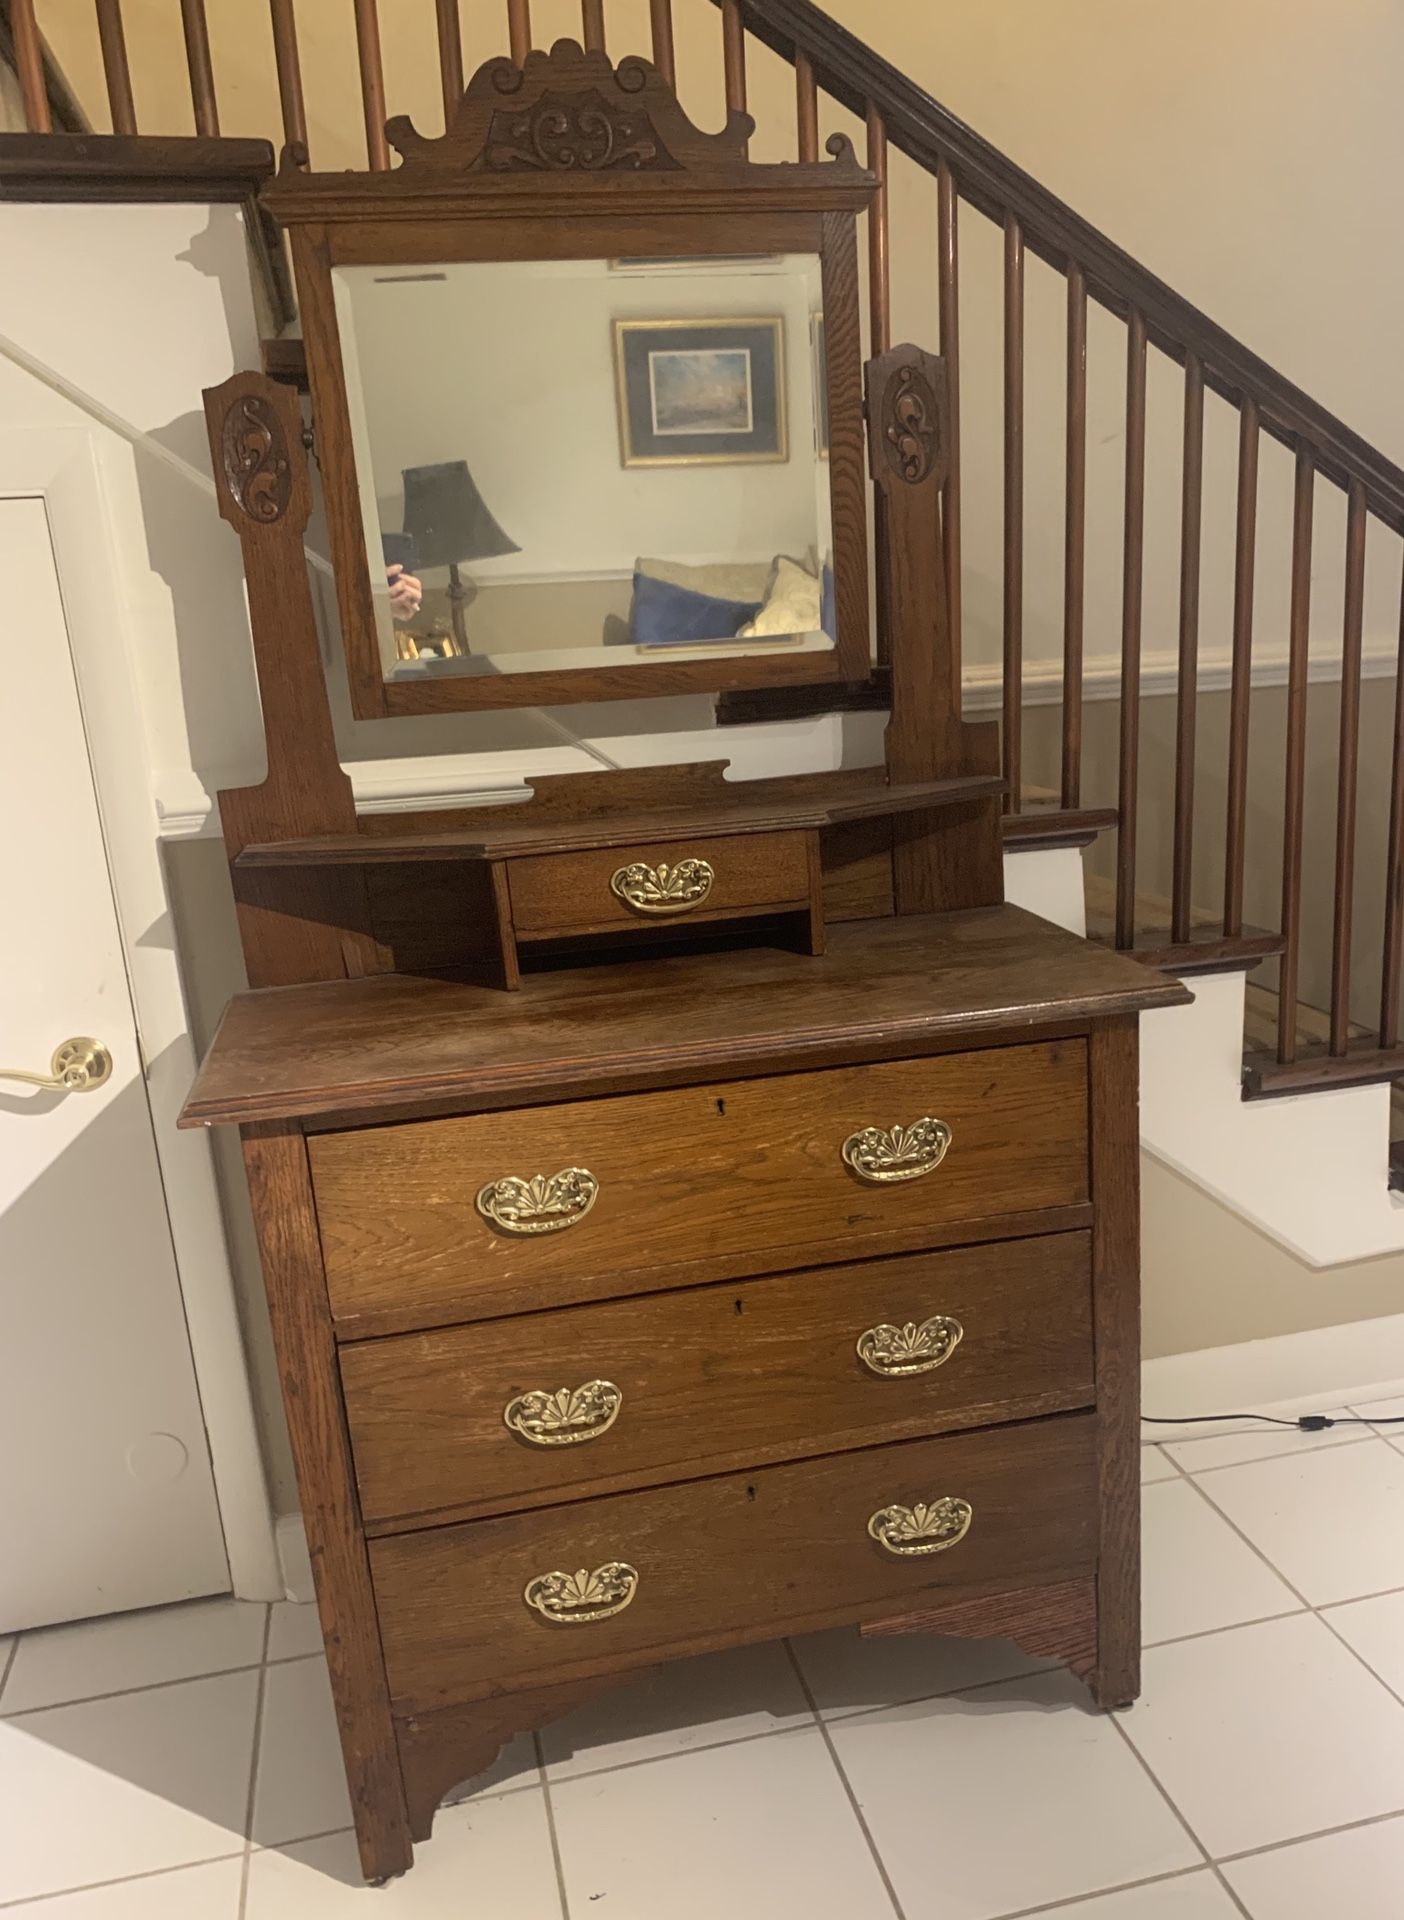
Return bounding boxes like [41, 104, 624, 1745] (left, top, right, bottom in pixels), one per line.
[370, 1413, 1096, 1713]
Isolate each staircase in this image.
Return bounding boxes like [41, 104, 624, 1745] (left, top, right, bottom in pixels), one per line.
[6, 0, 1404, 1249]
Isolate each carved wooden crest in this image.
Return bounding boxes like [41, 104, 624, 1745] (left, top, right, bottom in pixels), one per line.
[866, 347, 951, 491]
[219, 392, 293, 524]
[387, 40, 751, 178]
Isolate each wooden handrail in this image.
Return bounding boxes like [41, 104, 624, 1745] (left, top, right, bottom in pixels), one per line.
[716, 0, 1404, 531]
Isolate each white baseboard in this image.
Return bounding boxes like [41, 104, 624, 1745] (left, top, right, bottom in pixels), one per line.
[275, 1512, 315, 1604]
[1142, 1312, 1404, 1442]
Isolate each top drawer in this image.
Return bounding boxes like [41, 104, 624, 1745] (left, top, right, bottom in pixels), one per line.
[310, 1040, 1088, 1335]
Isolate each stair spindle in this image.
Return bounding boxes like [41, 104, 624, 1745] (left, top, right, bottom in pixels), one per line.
[649, 0, 676, 86]
[352, 0, 389, 169]
[722, 0, 747, 118]
[435, 0, 464, 124]
[96, 0, 137, 135]
[1329, 481, 1367, 1055]
[937, 161, 962, 685]
[506, 0, 531, 65]
[795, 50, 818, 161]
[268, 0, 307, 152]
[179, 0, 219, 136]
[581, 0, 606, 53]
[1003, 214, 1025, 814]
[1223, 401, 1260, 938]
[1061, 263, 1087, 810]
[1276, 446, 1315, 1066]
[1171, 353, 1205, 945]
[1380, 567, 1404, 1049]
[10, 0, 50, 131]
[867, 107, 891, 666]
[1114, 310, 1148, 951]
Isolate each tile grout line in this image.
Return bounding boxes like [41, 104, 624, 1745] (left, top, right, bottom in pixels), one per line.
[971, 1863, 1213, 1920]
[1143, 1606, 1308, 1653]
[1313, 1604, 1404, 1713]
[533, 1730, 573, 1920]
[0, 1651, 313, 1722]
[1214, 1803, 1404, 1869]
[1178, 1472, 1317, 1610]
[1154, 1430, 1380, 1475]
[237, 1604, 274, 1920]
[781, 1638, 909, 1920]
[0, 1853, 249, 1912]
[0, 1635, 19, 1709]
[1105, 1712, 1254, 1920]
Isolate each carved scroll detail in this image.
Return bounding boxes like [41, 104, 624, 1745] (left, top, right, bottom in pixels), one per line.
[880, 364, 941, 485]
[220, 394, 292, 524]
[483, 86, 676, 172]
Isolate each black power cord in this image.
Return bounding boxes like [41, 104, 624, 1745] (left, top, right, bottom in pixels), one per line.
[1143, 1411, 1404, 1434]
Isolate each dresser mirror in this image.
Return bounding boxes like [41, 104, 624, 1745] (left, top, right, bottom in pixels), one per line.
[333, 251, 837, 687]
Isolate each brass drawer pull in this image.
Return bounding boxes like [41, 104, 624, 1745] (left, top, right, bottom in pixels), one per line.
[868, 1497, 973, 1557]
[504, 1380, 622, 1447]
[476, 1168, 598, 1236]
[842, 1118, 952, 1184]
[524, 1562, 639, 1624]
[610, 858, 715, 916]
[857, 1315, 964, 1377]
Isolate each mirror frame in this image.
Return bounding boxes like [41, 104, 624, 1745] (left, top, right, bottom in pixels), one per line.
[265, 40, 877, 720]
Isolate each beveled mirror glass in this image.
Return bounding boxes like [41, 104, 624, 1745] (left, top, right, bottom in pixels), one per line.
[331, 252, 835, 684]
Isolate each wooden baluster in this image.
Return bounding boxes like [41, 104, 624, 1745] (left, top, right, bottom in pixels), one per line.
[10, 0, 50, 131]
[95, 0, 137, 134]
[581, 0, 605, 52]
[1003, 215, 1025, 814]
[1380, 563, 1404, 1049]
[1223, 401, 1260, 937]
[937, 161, 962, 688]
[795, 50, 818, 161]
[1276, 447, 1315, 1066]
[180, 0, 219, 135]
[649, 0, 676, 86]
[506, 0, 531, 64]
[1114, 311, 1148, 951]
[435, 0, 463, 124]
[1171, 353, 1205, 945]
[1329, 481, 1367, 1055]
[722, 0, 747, 116]
[353, 0, 389, 170]
[1062, 264, 1087, 810]
[268, 0, 307, 152]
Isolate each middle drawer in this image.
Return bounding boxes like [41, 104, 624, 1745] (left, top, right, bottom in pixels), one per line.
[341, 1231, 1093, 1529]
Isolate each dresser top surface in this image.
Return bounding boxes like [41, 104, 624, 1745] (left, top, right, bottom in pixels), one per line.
[181, 904, 1191, 1130]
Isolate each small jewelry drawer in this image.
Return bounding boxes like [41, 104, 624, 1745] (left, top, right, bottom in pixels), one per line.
[506, 829, 814, 940]
[310, 1039, 1090, 1336]
[340, 1233, 1094, 1529]
[368, 1412, 1097, 1714]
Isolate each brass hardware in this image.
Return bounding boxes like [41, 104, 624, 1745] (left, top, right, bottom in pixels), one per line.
[524, 1562, 639, 1624]
[504, 1381, 622, 1447]
[842, 1118, 952, 1184]
[609, 858, 715, 916]
[857, 1316, 964, 1378]
[868, 1498, 973, 1557]
[0, 1037, 112, 1095]
[476, 1168, 599, 1236]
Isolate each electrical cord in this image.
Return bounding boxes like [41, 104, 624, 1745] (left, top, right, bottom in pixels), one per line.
[1143, 1411, 1404, 1433]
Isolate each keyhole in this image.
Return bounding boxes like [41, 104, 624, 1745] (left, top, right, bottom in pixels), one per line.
[716, 1097, 726, 1116]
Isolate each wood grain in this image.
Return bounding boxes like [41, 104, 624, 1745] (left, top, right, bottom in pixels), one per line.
[862, 1575, 1096, 1693]
[311, 1040, 1090, 1331]
[341, 1232, 1094, 1529]
[241, 1124, 412, 1881]
[370, 1414, 1098, 1712]
[1088, 1019, 1141, 1709]
[181, 904, 1191, 1131]
[507, 829, 813, 939]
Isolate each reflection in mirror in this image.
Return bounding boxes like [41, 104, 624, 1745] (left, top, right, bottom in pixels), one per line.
[331, 254, 835, 683]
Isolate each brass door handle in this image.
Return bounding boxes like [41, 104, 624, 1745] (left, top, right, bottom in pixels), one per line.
[857, 1315, 964, 1377]
[524, 1562, 639, 1623]
[504, 1381, 622, 1446]
[476, 1168, 599, 1235]
[0, 1037, 112, 1094]
[868, 1497, 974, 1557]
[842, 1118, 952, 1184]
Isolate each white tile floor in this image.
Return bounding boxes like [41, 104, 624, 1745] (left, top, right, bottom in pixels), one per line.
[3, 1403, 1404, 1917]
